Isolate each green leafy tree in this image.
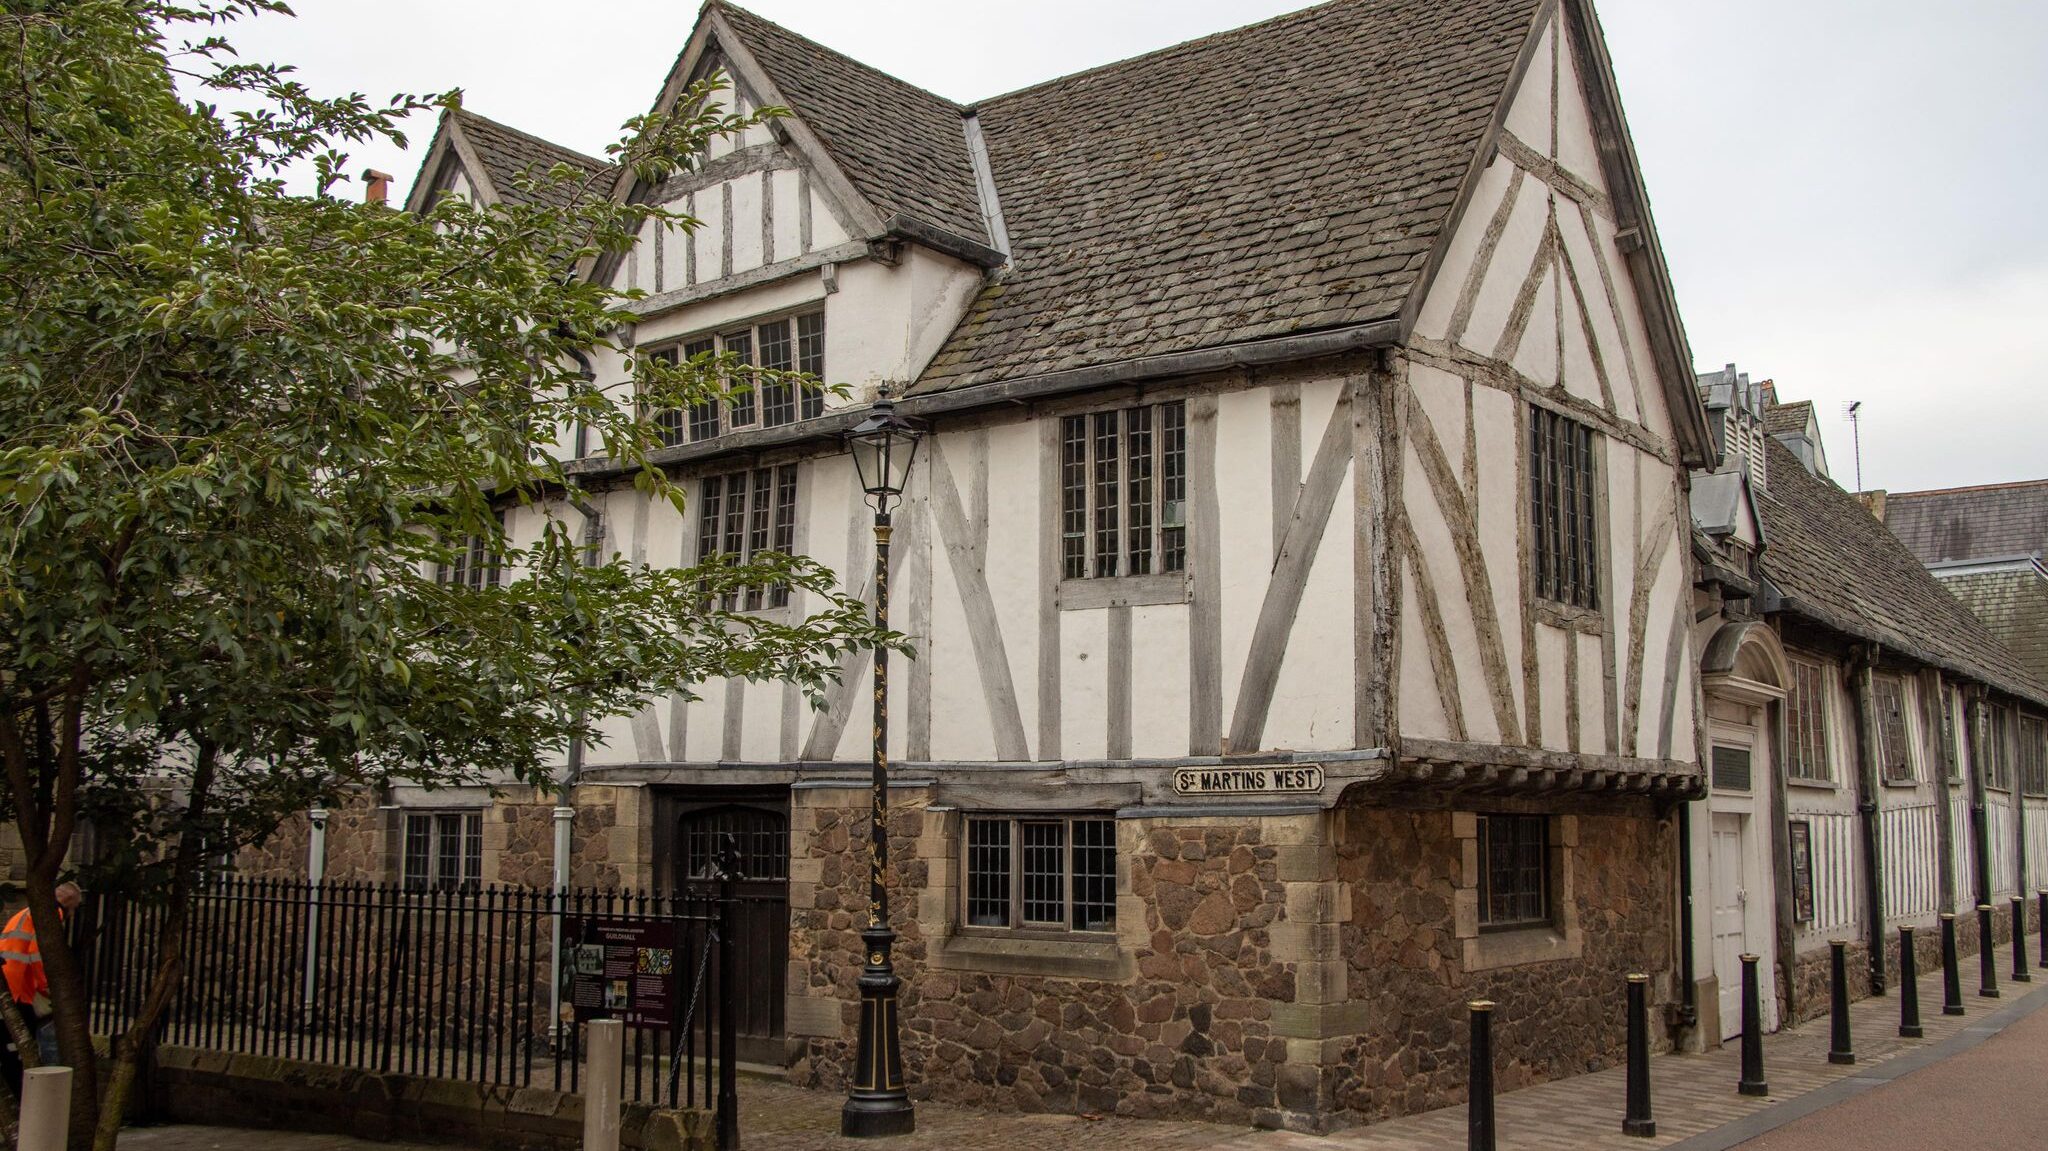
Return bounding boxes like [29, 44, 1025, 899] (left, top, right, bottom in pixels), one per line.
[0, 2, 889, 1144]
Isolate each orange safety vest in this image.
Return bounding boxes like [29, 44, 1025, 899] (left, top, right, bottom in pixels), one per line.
[0, 907, 49, 1005]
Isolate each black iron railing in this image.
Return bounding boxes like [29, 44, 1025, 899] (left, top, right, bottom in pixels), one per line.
[74, 872, 743, 1120]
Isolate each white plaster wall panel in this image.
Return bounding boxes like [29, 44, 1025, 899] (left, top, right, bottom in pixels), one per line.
[1214, 389, 1275, 739]
[1555, 268, 1602, 407]
[1470, 383, 1526, 724]
[1265, 460, 1355, 753]
[1060, 609, 1110, 762]
[684, 677, 726, 763]
[1131, 604, 1192, 758]
[1576, 631, 1608, 755]
[1554, 197, 1640, 424]
[1987, 796, 2017, 896]
[729, 171, 765, 275]
[586, 710, 640, 766]
[1664, 628, 1695, 762]
[810, 188, 851, 249]
[1535, 626, 1569, 749]
[1503, 18, 1554, 157]
[1407, 365, 1467, 457]
[1632, 551, 1685, 756]
[634, 276, 827, 347]
[1457, 176, 1549, 358]
[1397, 567, 1454, 739]
[1297, 377, 1345, 467]
[694, 184, 726, 283]
[1412, 158, 1514, 342]
[1508, 268, 1560, 387]
[925, 524, 997, 763]
[661, 216, 691, 292]
[1605, 450, 1641, 694]
[1402, 441, 1500, 746]
[1950, 790, 1977, 909]
[1585, 209, 1671, 440]
[632, 218, 658, 295]
[2027, 799, 2048, 895]
[770, 168, 804, 263]
[1880, 802, 1941, 921]
[832, 260, 913, 392]
[448, 169, 472, 201]
[1554, 22, 1605, 189]
[1789, 809, 1861, 939]
[902, 249, 989, 388]
[980, 421, 1042, 754]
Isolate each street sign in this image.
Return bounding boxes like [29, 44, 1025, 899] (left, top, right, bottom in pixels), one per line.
[1171, 765, 1324, 796]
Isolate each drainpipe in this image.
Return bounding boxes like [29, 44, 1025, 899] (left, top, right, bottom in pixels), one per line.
[547, 488, 601, 1044]
[1676, 803, 1698, 1025]
[1965, 688, 1992, 907]
[302, 807, 328, 1010]
[1847, 644, 1887, 994]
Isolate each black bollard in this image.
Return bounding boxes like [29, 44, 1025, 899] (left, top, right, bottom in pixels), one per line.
[1941, 912, 1965, 1016]
[1623, 974, 1655, 1136]
[1978, 904, 2001, 998]
[1468, 1000, 1496, 1151]
[2013, 896, 2031, 982]
[2039, 891, 2047, 969]
[1828, 939, 1855, 1065]
[1898, 926, 1922, 1039]
[1737, 953, 1768, 1097]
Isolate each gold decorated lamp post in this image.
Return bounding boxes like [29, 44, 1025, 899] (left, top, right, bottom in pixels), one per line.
[840, 390, 923, 1138]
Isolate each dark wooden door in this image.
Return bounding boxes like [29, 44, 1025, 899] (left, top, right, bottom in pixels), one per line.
[673, 800, 789, 1064]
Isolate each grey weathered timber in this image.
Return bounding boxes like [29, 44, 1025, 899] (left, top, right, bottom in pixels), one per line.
[1654, 599, 1689, 760]
[1354, 368, 1396, 750]
[904, 464, 934, 764]
[1229, 393, 1354, 754]
[1621, 483, 1676, 755]
[628, 241, 865, 321]
[926, 438, 1031, 762]
[1556, 224, 1620, 413]
[1402, 385, 1522, 744]
[1270, 383, 1303, 562]
[1189, 393, 1225, 755]
[1492, 210, 1562, 364]
[1396, 515, 1469, 742]
[1037, 416, 1062, 761]
[1446, 168, 1528, 345]
[1056, 574, 1188, 611]
[1108, 605, 1133, 760]
[1515, 397, 1543, 747]
[1495, 131, 1614, 224]
[667, 692, 690, 762]
[721, 675, 746, 761]
[1405, 336, 1675, 466]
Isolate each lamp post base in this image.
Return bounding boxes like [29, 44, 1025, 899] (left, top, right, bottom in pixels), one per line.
[842, 1095, 916, 1139]
[841, 925, 914, 1138]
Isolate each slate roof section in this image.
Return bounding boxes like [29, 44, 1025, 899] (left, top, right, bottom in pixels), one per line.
[1755, 438, 2048, 707]
[1934, 566, 2048, 692]
[915, 0, 1544, 393]
[453, 109, 614, 210]
[1884, 479, 2048, 566]
[714, 3, 988, 245]
[1763, 399, 1813, 440]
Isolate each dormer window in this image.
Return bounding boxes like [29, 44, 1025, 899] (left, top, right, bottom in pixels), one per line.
[649, 310, 826, 447]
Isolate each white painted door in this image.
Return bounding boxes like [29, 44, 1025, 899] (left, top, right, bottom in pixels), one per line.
[1711, 812, 1751, 1040]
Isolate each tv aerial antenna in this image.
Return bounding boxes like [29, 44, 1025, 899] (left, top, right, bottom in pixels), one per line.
[1843, 401, 1864, 493]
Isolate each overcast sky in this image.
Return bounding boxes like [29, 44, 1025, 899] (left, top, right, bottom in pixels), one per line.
[214, 0, 2047, 493]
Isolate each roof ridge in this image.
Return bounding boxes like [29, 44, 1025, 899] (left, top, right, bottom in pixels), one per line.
[970, 0, 1337, 108]
[452, 106, 610, 170]
[1888, 477, 2048, 499]
[712, 1, 966, 113]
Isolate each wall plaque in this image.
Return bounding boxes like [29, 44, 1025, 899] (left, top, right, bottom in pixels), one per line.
[1171, 765, 1324, 796]
[1788, 820, 1815, 924]
[559, 916, 678, 1027]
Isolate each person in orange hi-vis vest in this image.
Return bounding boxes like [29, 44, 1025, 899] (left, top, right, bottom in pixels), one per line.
[0, 881, 82, 1100]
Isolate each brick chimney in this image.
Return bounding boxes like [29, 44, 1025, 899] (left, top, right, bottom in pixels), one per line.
[362, 169, 394, 206]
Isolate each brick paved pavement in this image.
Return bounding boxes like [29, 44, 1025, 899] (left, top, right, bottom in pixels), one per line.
[108, 934, 2048, 1151]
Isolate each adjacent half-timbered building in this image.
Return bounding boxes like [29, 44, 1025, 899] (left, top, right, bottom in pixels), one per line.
[1686, 367, 2048, 1044]
[249, 0, 1736, 1130]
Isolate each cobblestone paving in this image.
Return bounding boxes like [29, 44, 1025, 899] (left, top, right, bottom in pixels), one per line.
[112, 935, 2048, 1151]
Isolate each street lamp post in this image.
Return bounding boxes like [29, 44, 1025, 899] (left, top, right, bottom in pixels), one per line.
[841, 390, 923, 1138]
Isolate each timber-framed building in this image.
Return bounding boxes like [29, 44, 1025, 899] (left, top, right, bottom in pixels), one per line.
[247, 0, 1730, 1130]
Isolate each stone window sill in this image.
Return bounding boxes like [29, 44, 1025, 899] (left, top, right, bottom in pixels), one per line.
[1462, 925, 1582, 973]
[928, 931, 1132, 981]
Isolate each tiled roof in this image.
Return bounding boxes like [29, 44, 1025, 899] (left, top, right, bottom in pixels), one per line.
[1756, 438, 2048, 707]
[453, 109, 614, 210]
[715, 3, 988, 245]
[1763, 399, 1812, 439]
[915, 0, 1544, 393]
[1884, 479, 2048, 566]
[1935, 566, 2048, 692]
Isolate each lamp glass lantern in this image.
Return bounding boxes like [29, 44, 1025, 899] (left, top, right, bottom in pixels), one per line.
[846, 395, 923, 515]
